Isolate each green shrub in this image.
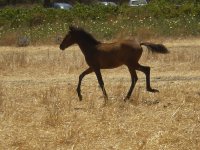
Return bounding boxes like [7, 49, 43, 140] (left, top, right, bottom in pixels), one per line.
[0, 2, 200, 45]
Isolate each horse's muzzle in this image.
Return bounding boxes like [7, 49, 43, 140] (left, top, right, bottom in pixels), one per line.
[59, 45, 65, 50]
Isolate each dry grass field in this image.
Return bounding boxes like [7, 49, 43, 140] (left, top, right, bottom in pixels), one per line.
[0, 38, 200, 149]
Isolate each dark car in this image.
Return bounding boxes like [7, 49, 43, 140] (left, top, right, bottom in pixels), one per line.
[128, 0, 147, 6]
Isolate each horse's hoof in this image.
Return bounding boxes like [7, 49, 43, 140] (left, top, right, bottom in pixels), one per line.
[124, 96, 129, 102]
[147, 88, 159, 93]
[78, 95, 83, 101]
[103, 95, 108, 100]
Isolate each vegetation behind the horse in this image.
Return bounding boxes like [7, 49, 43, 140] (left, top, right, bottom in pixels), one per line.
[0, 2, 200, 45]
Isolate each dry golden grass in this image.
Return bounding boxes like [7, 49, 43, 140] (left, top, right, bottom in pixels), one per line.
[0, 38, 200, 149]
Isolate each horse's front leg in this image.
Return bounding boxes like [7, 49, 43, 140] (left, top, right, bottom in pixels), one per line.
[94, 69, 108, 102]
[77, 67, 93, 101]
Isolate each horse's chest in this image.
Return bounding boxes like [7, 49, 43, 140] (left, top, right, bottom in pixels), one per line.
[84, 55, 97, 66]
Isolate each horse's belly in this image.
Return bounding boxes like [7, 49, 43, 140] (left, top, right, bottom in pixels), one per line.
[96, 48, 141, 69]
[99, 56, 123, 69]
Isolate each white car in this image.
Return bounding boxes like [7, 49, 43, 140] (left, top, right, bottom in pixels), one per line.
[51, 2, 72, 10]
[129, 0, 147, 6]
[98, 1, 117, 6]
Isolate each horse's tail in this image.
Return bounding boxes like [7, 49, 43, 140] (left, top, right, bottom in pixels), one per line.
[140, 42, 169, 54]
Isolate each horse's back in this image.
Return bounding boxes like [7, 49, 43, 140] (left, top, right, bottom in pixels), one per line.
[97, 39, 141, 52]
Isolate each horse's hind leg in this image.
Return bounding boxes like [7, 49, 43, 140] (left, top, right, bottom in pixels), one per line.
[136, 64, 159, 92]
[124, 67, 138, 101]
[94, 69, 108, 101]
[77, 67, 93, 101]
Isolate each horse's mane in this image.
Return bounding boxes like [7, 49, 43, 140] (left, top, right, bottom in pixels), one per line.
[76, 28, 101, 45]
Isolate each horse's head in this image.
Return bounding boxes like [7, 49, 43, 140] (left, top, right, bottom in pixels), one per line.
[60, 26, 100, 51]
[60, 26, 78, 50]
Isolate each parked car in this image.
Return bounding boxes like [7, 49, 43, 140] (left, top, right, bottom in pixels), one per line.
[51, 2, 72, 10]
[128, 0, 147, 6]
[98, 1, 117, 6]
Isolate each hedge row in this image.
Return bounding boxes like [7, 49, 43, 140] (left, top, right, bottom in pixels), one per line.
[0, 2, 200, 45]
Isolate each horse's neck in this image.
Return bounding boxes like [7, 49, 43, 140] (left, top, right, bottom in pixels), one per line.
[77, 40, 96, 55]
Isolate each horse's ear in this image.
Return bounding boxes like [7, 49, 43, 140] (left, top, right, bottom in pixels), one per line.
[69, 25, 76, 31]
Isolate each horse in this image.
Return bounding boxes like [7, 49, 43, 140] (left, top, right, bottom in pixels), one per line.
[60, 26, 169, 101]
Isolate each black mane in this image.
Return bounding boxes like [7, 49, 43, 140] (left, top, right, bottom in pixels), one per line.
[76, 28, 101, 45]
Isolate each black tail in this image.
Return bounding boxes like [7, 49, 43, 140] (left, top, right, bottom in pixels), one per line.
[140, 42, 169, 54]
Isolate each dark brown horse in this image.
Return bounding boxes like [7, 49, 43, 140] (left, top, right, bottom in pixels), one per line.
[60, 26, 169, 101]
